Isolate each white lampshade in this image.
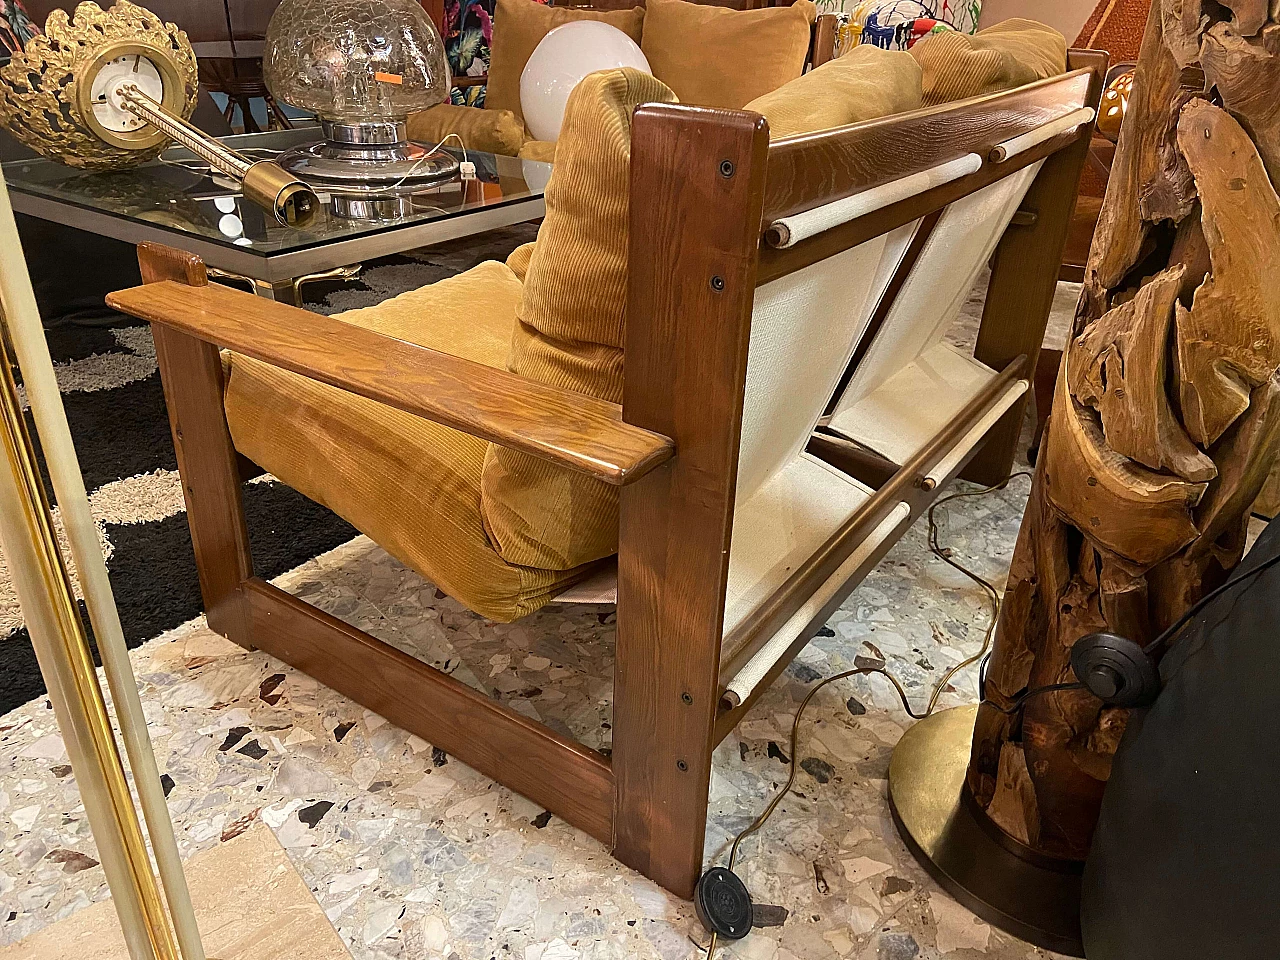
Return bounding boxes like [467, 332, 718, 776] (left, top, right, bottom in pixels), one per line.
[519, 21, 651, 143]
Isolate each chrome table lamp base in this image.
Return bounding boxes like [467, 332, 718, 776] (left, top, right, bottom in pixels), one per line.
[277, 119, 459, 192]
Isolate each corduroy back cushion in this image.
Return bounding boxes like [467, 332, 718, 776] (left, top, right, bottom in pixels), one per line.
[641, 0, 818, 109]
[480, 69, 678, 570]
[909, 17, 1067, 105]
[485, 0, 645, 130]
[744, 44, 924, 140]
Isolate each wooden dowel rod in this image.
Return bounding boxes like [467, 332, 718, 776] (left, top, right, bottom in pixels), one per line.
[718, 356, 1028, 687]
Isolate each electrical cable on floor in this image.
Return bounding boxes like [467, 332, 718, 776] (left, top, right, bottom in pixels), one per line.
[703, 471, 1037, 958]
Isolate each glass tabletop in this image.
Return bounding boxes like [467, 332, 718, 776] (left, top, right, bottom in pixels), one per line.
[1, 126, 549, 259]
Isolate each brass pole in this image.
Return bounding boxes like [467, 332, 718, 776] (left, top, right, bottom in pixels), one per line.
[0, 333, 179, 960]
[0, 171, 196, 958]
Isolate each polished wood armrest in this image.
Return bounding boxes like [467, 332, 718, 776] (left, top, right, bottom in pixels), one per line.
[106, 281, 674, 485]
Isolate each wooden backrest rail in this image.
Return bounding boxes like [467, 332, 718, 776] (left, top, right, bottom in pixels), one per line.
[717, 355, 1029, 695]
[766, 105, 1097, 249]
[763, 64, 1097, 223]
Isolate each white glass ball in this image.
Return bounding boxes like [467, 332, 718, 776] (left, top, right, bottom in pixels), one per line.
[519, 22, 650, 143]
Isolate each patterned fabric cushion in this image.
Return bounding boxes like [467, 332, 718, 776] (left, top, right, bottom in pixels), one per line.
[827, 0, 980, 53]
[479, 68, 677, 571]
[744, 44, 922, 140]
[641, 0, 817, 109]
[2, 0, 39, 56]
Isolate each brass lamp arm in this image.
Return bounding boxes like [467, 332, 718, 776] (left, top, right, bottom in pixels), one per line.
[118, 83, 319, 227]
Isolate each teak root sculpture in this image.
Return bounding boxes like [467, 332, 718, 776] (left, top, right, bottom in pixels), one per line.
[968, 0, 1280, 860]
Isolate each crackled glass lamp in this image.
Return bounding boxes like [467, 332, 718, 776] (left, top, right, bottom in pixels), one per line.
[264, 0, 458, 189]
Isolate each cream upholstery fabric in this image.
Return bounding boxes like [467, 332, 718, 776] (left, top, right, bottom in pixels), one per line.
[828, 162, 1043, 462]
[723, 454, 874, 644]
[737, 240, 893, 502]
[720, 235, 908, 655]
[223, 261, 601, 624]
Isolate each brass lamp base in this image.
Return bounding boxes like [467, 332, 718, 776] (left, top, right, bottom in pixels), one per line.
[888, 706, 1085, 957]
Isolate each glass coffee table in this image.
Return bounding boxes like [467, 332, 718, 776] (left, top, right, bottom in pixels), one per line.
[2, 126, 550, 305]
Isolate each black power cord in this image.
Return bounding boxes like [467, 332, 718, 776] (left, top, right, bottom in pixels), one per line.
[701, 472, 1033, 957]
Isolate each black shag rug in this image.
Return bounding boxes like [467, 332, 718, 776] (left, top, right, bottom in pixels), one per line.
[0, 224, 536, 715]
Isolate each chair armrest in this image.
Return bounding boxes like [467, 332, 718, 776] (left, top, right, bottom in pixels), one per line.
[106, 281, 673, 486]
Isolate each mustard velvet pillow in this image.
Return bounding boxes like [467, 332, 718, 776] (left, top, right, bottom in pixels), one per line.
[744, 45, 923, 139]
[480, 68, 678, 570]
[486, 0, 645, 130]
[641, 0, 818, 109]
[405, 103, 527, 157]
[909, 17, 1068, 106]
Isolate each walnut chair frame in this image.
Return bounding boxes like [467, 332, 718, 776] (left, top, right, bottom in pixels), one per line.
[107, 50, 1104, 900]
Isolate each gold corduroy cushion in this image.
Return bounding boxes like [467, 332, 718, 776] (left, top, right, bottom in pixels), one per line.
[909, 18, 1068, 106]
[744, 45, 923, 139]
[480, 68, 678, 570]
[641, 0, 816, 109]
[405, 103, 527, 157]
[517, 139, 556, 163]
[486, 0, 645, 130]
[223, 261, 595, 623]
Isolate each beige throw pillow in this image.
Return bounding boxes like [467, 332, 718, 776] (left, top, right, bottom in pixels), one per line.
[744, 44, 923, 139]
[641, 0, 817, 109]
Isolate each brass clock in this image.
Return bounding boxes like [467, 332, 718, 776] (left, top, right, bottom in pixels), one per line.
[0, 1, 199, 170]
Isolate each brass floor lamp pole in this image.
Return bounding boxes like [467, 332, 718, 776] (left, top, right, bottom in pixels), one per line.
[0, 168, 203, 960]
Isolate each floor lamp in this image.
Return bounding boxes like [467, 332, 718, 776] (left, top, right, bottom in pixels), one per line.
[0, 162, 205, 960]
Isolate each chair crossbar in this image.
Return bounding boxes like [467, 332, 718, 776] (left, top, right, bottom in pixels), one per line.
[990, 106, 1096, 162]
[765, 153, 983, 249]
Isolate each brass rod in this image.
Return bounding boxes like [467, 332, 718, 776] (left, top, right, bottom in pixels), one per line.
[0, 335, 178, 960]
[0, 169, 197, 959]
[118, 85, 252, 178]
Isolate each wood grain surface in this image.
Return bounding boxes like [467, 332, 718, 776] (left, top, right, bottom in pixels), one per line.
[106, 280, 674, 486]
[611, 103, 770, 899]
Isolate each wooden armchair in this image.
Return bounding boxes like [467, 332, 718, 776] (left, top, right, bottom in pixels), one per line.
[107, 52, 1103, 899]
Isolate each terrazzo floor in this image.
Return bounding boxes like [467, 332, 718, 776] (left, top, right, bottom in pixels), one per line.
[0, 275, 1085, 960]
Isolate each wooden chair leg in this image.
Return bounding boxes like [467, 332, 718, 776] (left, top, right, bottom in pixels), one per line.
[139, 243, 254, 646]
[611, 104, 769, 899]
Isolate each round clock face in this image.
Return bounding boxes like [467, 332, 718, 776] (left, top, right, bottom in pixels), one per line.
[88, 54, 165, 134]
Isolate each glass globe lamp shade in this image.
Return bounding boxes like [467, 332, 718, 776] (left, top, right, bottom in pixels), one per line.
[519, 22, 651, 143]
[264, 0, 451, 123]
[263, 0, 460, 204]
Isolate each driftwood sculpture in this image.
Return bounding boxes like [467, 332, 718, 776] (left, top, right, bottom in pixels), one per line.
[967, 0, 1280, 860]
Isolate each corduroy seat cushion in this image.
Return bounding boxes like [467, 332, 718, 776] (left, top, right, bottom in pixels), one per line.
[909, 17, 1067, 105]
[223, 260, 598, 623]
[744, 44, 924, 140]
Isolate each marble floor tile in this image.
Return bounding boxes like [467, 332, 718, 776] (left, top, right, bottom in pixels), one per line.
[0, 274, 1079, 960]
